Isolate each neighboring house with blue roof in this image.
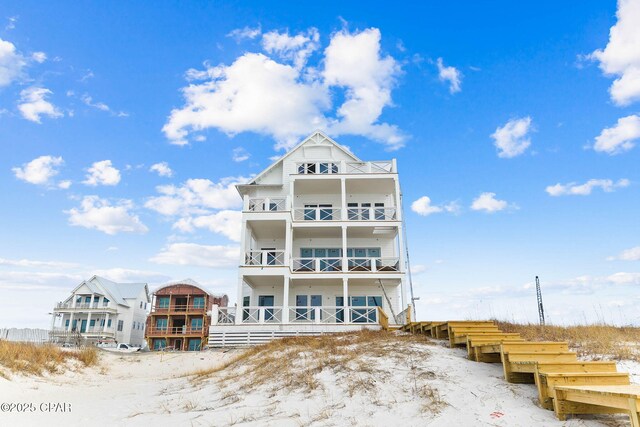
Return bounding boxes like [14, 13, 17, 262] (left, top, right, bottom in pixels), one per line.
[50, 275, 150, 346]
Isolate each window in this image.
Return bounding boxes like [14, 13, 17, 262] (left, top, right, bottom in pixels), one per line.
[349, 295, 383, 323]
[158, 297, 170, 308]
[193, 297, 205, 309]
[319, 162, 338, 174]
[153, 339, 166, 350]
[117, 320, 124, 332]
[107, 319, 112, 328]
[242, 296, 250, 321]
[155, 318, 167, 330]
[191, 318, 203, 330]
[295, 295, 322, 320]
[140, 301, 143, 309]
[298, 162, 316, 174]
[76, 296, 82, 304]
[103, 298, 109, 307]
[188, 338, 201, 351]
[89, 319, 95, 327]
[144, 302, 147, 310]
[65, 319, 70, 327]
[100, 319, 105, 327]
[85, 296, 91, 303]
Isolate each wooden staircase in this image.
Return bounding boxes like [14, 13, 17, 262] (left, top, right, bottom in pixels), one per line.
[402, 320, 640, 426]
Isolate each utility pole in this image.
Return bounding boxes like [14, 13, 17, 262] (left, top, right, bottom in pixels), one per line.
[535, 276, 545, 326]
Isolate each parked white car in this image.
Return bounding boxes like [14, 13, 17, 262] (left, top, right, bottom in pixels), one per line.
[98, 343, 141, 353]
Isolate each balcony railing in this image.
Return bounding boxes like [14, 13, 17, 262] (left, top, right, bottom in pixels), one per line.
[291, 257, 400, 273]
[55, 302, 115, 311]
[247, 198, 287, 212]
[293, 207, 341, 221]
[212, 306, 381, 325]
[244, 250, 285, 266]
[294, 161, 395, 175]
[346, 207, 397, 221]
[146, 326, 204, 335]
[238, 307, 283, 324]
[153, 304, 207, 313]
[51, 327, 116, 335]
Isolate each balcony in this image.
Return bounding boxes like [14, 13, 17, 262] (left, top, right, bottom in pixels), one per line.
[146, 326, 205, 336]
[246, 197, 287, 212]
[51, 327, 116, 336]
[294, 161, 395, 175]
[54, 302, 116, 312]
[244, 250, 286, 266]
[152, 304, 207, 314]
[214, 306, 383, 325]
[292, 207, 397, 222]
[291, 257, 400, 273]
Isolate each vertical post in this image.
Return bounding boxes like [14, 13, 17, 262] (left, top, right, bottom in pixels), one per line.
[68, 312, 74, 331]
[243, 194, 249, 211]
[259, 307, 265, 324]
[371, 257, 377, 272]
[314, 307, 321, 324]
[342, 278, 349, 323]
[234, 277, 245, 325]
[86, 312, 92, 333]
[340, 177, 347, 221]
[104, 312, 110, 332]
[285, 223, 292, 268]
[211, 305, 219, 326]
[282, 277, 290, 323]
[341, 225, 348, 272]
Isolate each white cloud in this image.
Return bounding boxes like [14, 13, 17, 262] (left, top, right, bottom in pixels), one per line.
[593, 114, 640, 154]
[81, 93, 110, 111]
[589, 0, 640, 106]
[227, 26, 262, 41]
[149, 243, 239, 268]
[411, 196, 459, 216]
[546, 178, 630, 196]
[262, 28, 319, 69]
[83, 160, 121, 186]
[172, 210, 242, 242]
[31, 51, 47, 63]
[470, 192, 509, 213]
[67, 196, 148, 235]
[57, 180, 72, 189]
[606, 271, 640, 285]
[149, 162, 173, 177]
[92, 268, 171, 284]
[17, 87, 63, 123]
[323, 28, 404, 150]
[610, 246, 640, 261]
[0, 37, 26, 87]
[12, 155, 64, 186]
[163, 27, 404, 151]
[232, 147, 250, 162]
[0, 257, 78, 269]
[436, 57, 462, 93]
[145, 176, 245, 216]
[491, 116, 533, 158]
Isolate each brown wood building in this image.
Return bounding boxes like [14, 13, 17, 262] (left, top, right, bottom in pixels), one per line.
[145, 279, 228, 351]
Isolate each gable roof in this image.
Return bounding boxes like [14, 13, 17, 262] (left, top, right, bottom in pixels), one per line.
[67, 276, 149, 307]
[240, 130, 361, 189]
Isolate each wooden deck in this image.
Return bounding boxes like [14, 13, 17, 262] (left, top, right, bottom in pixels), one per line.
[403, 320, 639, 426]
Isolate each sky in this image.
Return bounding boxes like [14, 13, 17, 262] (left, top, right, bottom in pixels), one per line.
[1, 1, 639, 328]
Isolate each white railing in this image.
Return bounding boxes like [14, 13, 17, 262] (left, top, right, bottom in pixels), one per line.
[238, 307, 283, 324]
[292, 257, 343, 272]
[289, 307, 379, 324]
[345, 161, 394, 174]
[216, 307, 236, 324]
[296, 162, 339, 174]
[244, 250, 285, 266]
[53, 326, 116, 335]
[294, 161, 395, 175]
[347, 257, 400, 272]
[55, 302, 114, 310]
[346, 207, 397, 221]
[247, 198, 287, 212]
[293, 207, 341, 221]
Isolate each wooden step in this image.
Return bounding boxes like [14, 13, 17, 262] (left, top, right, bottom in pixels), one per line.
[553, 385, 640, 426]
[538, 372, 630, 410]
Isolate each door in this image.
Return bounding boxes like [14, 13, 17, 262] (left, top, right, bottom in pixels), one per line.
[295, 295, 308, 320]
[304, 204, 317, 220]
[174, 339, 182, 351]
[80, 319, 87, 333]
[368, 296, 383, 322]
[258, 295, 275, 321]
[299, 248, 314, 271]
[242, 296, 250, 321]
[261, 247, 277, 265]
[310, 295, 322, 320]
[188, 338, 201, 351]
[350, 296, 367, 323]
[335, 296, 344, 323]
[374, 202, 385, 220]
[361, 203, 371, 220]
[319, 204, 333, 220]
[347, 202, 358, 220]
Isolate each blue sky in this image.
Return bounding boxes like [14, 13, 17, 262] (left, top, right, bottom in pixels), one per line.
[1, 1, 639, 328]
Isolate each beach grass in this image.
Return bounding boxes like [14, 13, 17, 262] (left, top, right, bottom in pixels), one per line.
[0, 341, 98, 378]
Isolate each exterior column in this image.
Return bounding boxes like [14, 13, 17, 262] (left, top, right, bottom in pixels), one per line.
[284, 222, 292, 268]
[86, 312, 92, 333]
[397, 224, 407, 314]
[234, 277, 245, 325]
[282, 277, 290, 323]
[340, 177, 347, 221]
[342, 278, 349, 323]
[68, 313, 74, 331]
[104, 312, 110, 332]
[50, 312, 57, 330]
[341, 226, 348, 272]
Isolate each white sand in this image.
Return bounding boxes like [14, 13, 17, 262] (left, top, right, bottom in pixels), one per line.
[0, 340, 636, 427]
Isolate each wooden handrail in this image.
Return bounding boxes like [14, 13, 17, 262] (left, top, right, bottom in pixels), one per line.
[377, 306, 389, 330]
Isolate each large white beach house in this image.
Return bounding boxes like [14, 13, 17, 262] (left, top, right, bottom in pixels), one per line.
[210, 131, 411, 345]
[50, 276, 150, 346]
